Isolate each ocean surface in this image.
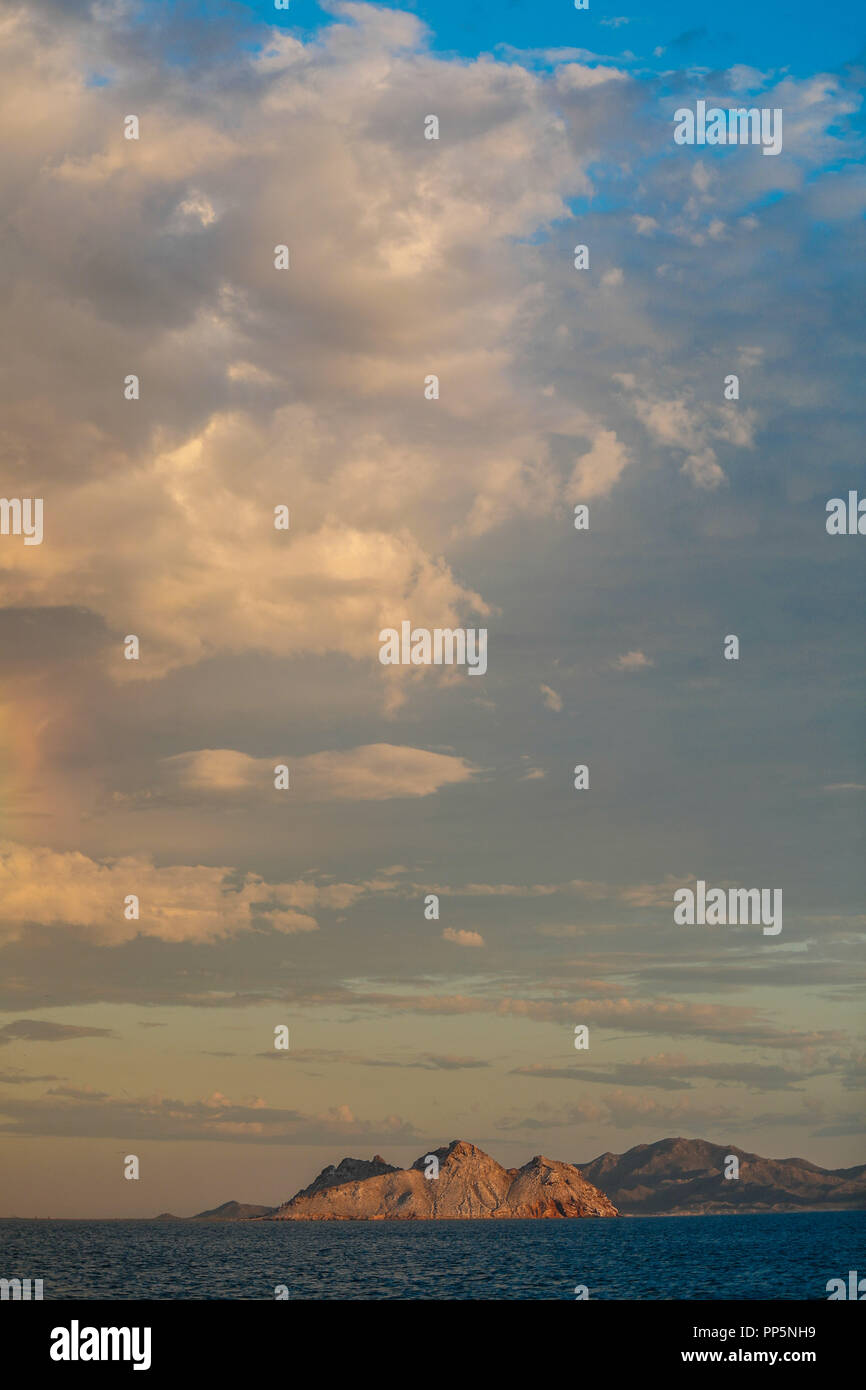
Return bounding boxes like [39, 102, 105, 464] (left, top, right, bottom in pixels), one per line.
[1, 1211, 862, 1300]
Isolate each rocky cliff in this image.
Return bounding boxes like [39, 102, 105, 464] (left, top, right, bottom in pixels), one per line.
[268, 1139, 618, 1220]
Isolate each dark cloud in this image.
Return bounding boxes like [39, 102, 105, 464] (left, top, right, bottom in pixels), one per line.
[0, 1019, 115, 1047]
[512, 1058, 828, 1093]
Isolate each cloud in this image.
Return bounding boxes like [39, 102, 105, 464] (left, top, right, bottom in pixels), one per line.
[347, 989, 837, 1050]
[281, 743, 480, 801]
[682, 449, 727, 490]
[628, 389, 756, 492]
[2, 3, 832, 692]
[0, 0, 625, 682]
[499, 1090, 738, 1132]
[512, 1054, 824, 1093]
[0, 1019, 114, 1047]
[417, 1054, 489, 1070]
[261, 1048, 490, 1071]
[669, 28, 708, 51]
[0, 1069, 64, 1084]
[567, 428, 631, 500]
[425, 879, 604, 898]
[0, 1083, 420, 1146]
[553, 61, 629, 90]
[614, 650, 653, 671]
[619, 874, 693, 907]
[152, 743, 479, 802]
[442, 927, 485, 948]
[632, 214, 658, 235]
[0, 840, 324, 944]
[737, 344, 765, 369]
[539, 684, 563, 712]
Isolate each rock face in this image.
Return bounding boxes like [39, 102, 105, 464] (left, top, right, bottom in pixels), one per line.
[190, 1200, 276, 1220]
[576, 1137, 866, 1215]
[287, 1154, 400, 1201]
[269, 1140, 618, 1220]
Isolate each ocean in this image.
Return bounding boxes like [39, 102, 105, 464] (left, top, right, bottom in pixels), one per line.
[1, 1210, 863, 1300]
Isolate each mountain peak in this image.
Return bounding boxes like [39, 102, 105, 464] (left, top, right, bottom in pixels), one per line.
[443, 1138, 484, 1159]
[410, 1139, 490, 1172]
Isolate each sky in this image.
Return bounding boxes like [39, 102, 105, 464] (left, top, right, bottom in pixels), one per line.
[0, 0, 863, 1218]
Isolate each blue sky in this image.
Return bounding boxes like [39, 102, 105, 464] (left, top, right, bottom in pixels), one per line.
[241, 0, 865, 76]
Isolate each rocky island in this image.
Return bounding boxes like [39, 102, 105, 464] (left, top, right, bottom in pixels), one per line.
[266, 1139, 618, 1220]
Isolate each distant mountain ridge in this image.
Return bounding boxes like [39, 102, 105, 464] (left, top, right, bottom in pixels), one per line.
[189, 1200, 276, 1221]
[576, 1137, 866, 1215]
